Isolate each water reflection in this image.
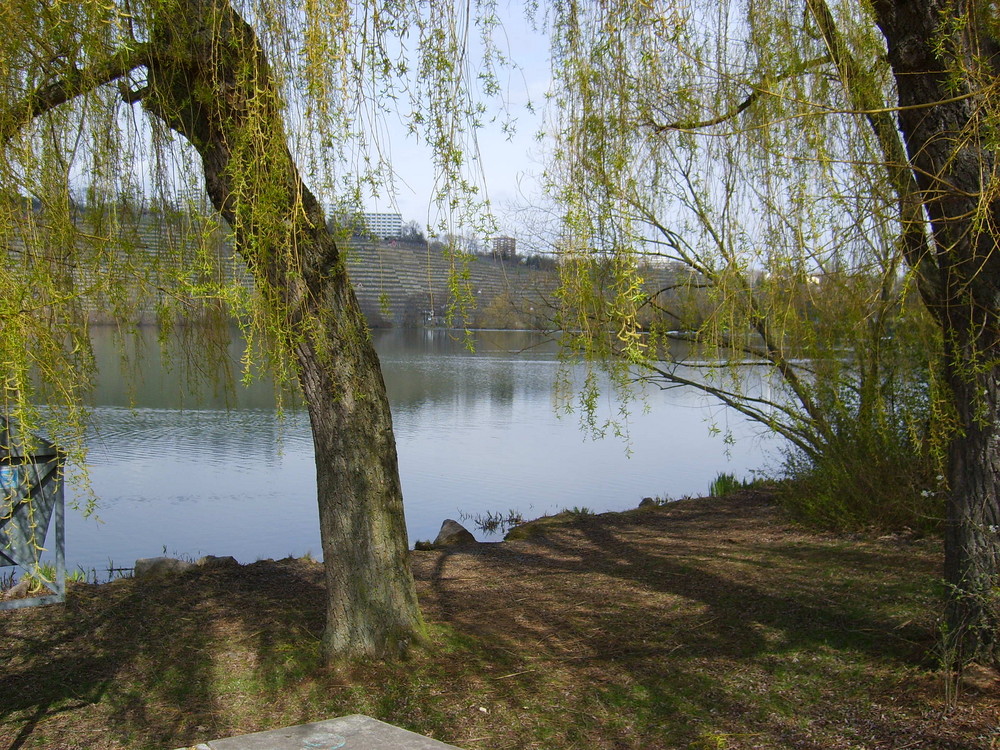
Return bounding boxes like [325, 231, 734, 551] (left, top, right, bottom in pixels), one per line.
[60, 327, 778, 575]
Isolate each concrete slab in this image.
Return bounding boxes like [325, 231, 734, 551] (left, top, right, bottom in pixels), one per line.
[174, 714, 464, 750]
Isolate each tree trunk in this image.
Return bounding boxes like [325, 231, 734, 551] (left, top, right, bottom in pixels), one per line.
[943, 338, 1000, 665]
[141, 0, 424, 660]
[872, 0, 1000, 666]
[295, 274, 425, 658]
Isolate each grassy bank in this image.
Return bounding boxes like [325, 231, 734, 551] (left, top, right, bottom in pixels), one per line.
[1, 492, 997, 749]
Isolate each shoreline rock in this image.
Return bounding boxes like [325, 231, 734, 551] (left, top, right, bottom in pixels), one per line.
[432, 519, 477, 548]
[134, 554, 241, 580]
[134, 557, 195, 579]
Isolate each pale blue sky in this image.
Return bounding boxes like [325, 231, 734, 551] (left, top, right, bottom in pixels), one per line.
[366, 3, 552, 235]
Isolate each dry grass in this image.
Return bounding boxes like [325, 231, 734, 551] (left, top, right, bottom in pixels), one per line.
[1, 492, 998, 749]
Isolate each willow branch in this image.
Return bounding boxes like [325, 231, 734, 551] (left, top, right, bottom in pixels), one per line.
[641, 295, 684, 323]
[660, 325, 821, 381]
[640, 359, 812, 427]
[637, 364, 821, 459]
[631, 184, 837, 446]
[1, 45, 150, 144]
[647, 55, 831, 132]
[804, 0, 939, 305]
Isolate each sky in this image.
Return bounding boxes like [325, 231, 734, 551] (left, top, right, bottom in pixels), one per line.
[67, 3, 553, 242]
[364, 4, 552, 237]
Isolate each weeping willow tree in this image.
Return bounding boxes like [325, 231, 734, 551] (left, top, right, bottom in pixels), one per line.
[1, 0, 506, 662]
[547, 0, 1000, 666]
[546, 1, 941, 513]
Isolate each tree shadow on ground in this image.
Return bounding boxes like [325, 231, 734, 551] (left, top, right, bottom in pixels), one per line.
[413, 496, 957, 749]
[0, 496, 983, 750]
[0, 558, 328, 750]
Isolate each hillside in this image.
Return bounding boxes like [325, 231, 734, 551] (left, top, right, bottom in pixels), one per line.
[343, 241, 557, 329]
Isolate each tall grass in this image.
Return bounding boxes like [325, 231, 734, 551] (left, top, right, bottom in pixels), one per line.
[461, 508, 525, 535]
[707, 472, 754, 497]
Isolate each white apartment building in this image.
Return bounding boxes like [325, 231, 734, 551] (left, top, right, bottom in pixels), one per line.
[362, 212, 403, 239]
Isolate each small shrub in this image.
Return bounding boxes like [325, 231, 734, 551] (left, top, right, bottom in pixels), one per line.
[67, 567, 91, 583]
[779, 428, 943, 534]
[15, 563, 91, 594]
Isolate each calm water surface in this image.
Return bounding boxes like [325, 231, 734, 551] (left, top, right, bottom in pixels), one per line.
[60, 328, 779, 574]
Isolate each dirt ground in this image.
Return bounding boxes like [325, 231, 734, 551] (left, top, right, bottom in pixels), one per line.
[2, 492, 999, 749]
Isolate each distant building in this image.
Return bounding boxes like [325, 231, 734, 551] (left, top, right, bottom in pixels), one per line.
[172, 186, 211, 210]
[492, 236, 517, 259]
[363, 212, 403, 240]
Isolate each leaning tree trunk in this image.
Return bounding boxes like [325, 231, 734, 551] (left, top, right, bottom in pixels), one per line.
[872, 0, 1000, 666]
[141, 0, 424, 660]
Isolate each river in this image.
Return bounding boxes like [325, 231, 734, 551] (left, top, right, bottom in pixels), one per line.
[54, 327, 779, 576]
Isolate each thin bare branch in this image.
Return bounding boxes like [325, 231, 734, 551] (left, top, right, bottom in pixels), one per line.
[647, 55, 832, 132]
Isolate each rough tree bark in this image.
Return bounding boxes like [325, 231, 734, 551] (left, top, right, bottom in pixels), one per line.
[139, 0, 425, 660]
[871, 0, 1000, 666]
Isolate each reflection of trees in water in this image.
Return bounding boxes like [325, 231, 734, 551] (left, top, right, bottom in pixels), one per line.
[382, 358, 530, 414]
[376, 331, 557, 415]
[86, 326, 775, 424]
[87, 326, 282, 410]
[86, 326, 560, 415]
[489, 371, 515, 406]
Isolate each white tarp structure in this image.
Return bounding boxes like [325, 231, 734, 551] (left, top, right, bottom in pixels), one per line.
[0, 417, 65, 610]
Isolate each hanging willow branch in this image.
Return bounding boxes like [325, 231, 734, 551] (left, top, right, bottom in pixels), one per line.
[544, 0, 939, 478]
